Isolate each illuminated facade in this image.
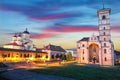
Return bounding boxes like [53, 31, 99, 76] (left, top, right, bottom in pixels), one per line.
[1, 29, 49, 62]
[77, 8, 114, 66]
[0, 48, 47, 62]
[3, 28, 36, 51]
[42, 44, 66, 61]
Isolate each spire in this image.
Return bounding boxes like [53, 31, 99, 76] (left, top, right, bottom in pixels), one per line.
[23, 28, 30, 34]
[26, 28, 27, 31]
[102, 0, 105, 9]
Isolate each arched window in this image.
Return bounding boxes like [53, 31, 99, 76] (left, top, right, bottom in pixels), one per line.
[104, 49, 107, 54]
[8, 53, 10, 57]
[46, 55, 48, 58]
[83, 57, 84, 60]
[83, 49, 84, 54]
[51, 55, 54, 59]
[104, 43, 106, 47]
[104, 27, 105, 30]
[20, 54, 22, 57]
[102, 15, 106, 20]
[103, 32, 105, 35]
[105, 57, 107, 61]
[82, 44, 85, 47]
[104, 38, 106, 41]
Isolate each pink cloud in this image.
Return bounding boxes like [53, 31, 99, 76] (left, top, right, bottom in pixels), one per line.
[111, 26, 120, 32]
[29, 13, 72, 20]
[44, 25, 98, 33]
[31, 33, 57, 39]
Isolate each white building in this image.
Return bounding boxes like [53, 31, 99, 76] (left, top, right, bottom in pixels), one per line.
[77, 8, 114, 66]
[3, 28, 36, 51]
[42, 44, 65, 61]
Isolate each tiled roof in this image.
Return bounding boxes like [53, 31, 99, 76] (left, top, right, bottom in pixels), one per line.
[5, 42, 24, 47]
[0, 47, 46, 53]
[77, 37, 89, 43]
[42, 44, 65, 52]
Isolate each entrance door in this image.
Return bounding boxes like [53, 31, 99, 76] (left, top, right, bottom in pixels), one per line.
[89, 43, 99, 64]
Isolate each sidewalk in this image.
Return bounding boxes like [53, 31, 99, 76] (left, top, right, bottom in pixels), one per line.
[0, 69, 75, 80]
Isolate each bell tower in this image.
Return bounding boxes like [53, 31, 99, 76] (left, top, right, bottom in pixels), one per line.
[98, 8, 111, 41]
[97, 4, 114, 65]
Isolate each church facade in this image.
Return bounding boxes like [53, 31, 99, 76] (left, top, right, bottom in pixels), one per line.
[3, 28, 36, 51]
[77, 8, 114, 66]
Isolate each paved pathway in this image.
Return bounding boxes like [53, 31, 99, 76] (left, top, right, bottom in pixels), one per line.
[0, 69, 75, 80]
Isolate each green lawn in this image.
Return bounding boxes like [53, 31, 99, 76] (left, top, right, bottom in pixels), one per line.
[30, 64, 120, 80]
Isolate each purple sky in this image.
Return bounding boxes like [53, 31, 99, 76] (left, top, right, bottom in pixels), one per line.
[0, 0, 120, 51]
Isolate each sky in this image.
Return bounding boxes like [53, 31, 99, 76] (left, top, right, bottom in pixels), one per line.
[0, 0, 120, 51]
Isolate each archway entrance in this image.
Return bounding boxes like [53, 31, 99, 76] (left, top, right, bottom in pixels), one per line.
[89, 43, 99, 64]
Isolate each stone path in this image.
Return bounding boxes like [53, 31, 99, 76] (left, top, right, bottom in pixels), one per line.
[0, 69, 75, 80]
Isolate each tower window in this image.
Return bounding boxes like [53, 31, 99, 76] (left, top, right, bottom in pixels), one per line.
[82, 44, 85, 47]
[104, 27, 105, 30]
[102, 15, 106, 20]
[104, 38, 106, 41]
[104, 43, 106, 46]
[83, 49, 84, 54]
[105, 57, 107, 61]
[103, 32, 105, 35]
[104, 49, 107, 54]
[83, 57, 84, 60]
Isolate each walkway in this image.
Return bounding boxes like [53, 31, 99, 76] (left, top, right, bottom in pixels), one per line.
[0, 69, 75, 80]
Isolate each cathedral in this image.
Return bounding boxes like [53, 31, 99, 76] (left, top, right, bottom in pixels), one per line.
[77, 7, 114, 66]
[3, 28, 36, 51]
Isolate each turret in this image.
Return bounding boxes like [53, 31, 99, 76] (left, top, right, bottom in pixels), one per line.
[12, 34, 17, 41]
[22, 28, 30, 39]
[17, 33, 22, 41]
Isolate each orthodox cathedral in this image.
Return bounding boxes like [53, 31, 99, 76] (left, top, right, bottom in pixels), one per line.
[77, 7, 114, 65]
[3, 28, 36, 51]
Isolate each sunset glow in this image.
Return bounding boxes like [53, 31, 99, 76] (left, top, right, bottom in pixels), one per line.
[0, 0, 120, 51]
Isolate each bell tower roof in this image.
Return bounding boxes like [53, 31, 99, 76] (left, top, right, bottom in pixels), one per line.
[23, 28, 30, 34]
[97, 0, 111, 16]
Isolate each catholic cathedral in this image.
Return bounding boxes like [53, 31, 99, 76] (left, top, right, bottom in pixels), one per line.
[77, 7, 114, 66]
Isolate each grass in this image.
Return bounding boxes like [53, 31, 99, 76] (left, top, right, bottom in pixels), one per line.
[30, 63, 120, 80]
[0, 62, 8, 67]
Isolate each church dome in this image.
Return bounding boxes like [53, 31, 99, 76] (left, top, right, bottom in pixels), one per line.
[23, 28, 30, 34]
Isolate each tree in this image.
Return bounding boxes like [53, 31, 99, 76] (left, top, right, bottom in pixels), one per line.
[66, 52, 72, 61]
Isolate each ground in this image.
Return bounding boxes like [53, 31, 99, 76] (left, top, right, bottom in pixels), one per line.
[0, 61, 120, 80]
[30, 63, 120, 80]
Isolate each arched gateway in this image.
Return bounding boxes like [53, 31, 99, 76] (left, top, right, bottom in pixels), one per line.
[89, 43, 99, 64]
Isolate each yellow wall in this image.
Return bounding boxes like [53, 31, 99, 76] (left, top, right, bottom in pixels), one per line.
[0, 50, 48, 62]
